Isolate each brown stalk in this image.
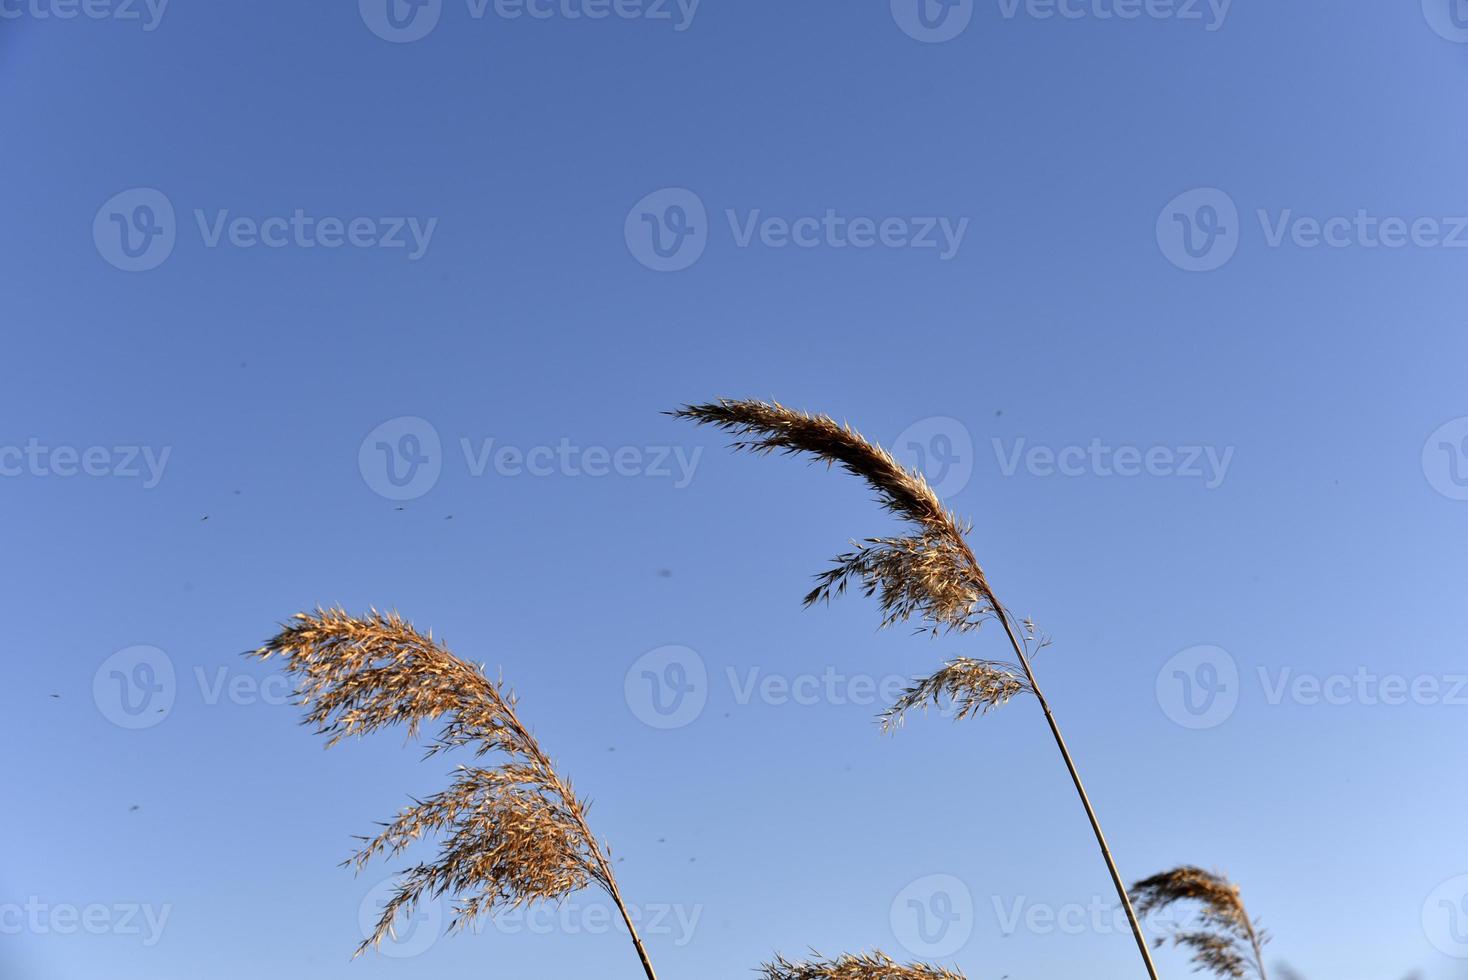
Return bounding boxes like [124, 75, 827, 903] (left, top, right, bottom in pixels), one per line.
[993, 603, 1158, 979]
[252, 608, 658, 980]
[673, 399, 1160, 980]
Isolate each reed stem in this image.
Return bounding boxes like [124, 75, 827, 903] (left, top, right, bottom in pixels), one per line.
[598, 863, 659, 980]
[989, 599, 1160, 980]
[1243, 917, 1268, 980]
[507, 706, 660, 980]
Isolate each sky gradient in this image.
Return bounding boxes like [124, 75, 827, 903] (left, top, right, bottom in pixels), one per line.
[4, 2, 1468, 978]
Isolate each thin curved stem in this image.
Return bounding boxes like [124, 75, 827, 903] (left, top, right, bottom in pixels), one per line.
[503, 711, 659, 980]
[594, 852, 659, 980]
[990, 599, 1161, 980]
[1244, 918, 1268, 980]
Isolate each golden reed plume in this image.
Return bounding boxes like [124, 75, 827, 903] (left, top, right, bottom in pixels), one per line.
[880, 656, 1033, 731]
[253, 608, 659, 979]
[674, 399, 1161, 980]
[1133, 867, 1269, 980]
[759, 950, 967, 979]
[673, 398, 990, 633]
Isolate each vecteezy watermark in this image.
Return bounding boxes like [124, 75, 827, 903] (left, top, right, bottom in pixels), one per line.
[359, 0, 699, 43]
[93, 646, 178, 730]
[1158, 645, 1468, 730]
[1257, 668, 1468, 709]
[1156, 188, 1240, 272]
[1156, 644, 1240, 729]
[994, 0, 1232, 30]
[721, 206, 968, 261]
[358, 878, 445, 958]
[1256, 209, 1468, 250]
[93, 647, 300, 729]
[0, 899, 171, 947]
[625, 187, 971, 272]
[892, 0, 1232, 43]
[725, 667, 916, 713]
[489, 899, 702, 947]
[0, 439, 171, 488]
[1422, 417, 1468, 501]
[624, 646, 935, 731]
[624, 188, 709, 273]
[93, 188, 437, 272]
[1424, 875, 1468, 957]
[0, 0, 167, 30]
[891, 874, 974, 959]
[1422, 0, 1468, 43]
[893, 417, 975, 499]
[992, 894, 1162, 937]
[358, 416, 703, 501]
[356, 877, 702, 957]
[1158, 187, 1468, 272]
[93, 188, 177, 272]
[625, 645, 709, 729]
[891, 0, 975, 43]
[992, 437, 1234, 489]
[359, 417, 444, 501]
[459, 437, 700, 486]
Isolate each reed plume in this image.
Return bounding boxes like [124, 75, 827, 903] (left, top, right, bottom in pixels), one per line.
[880, 657, 1032, 730]
[252, 608, 659, 980]
[1132, 867, 1268, 980]
[673, 398, 1160, 980]
[759, 950, 967, 979]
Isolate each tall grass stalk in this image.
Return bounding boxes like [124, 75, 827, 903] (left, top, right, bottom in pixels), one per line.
[253, 608, 659, 980]
[674, 399, 1160, 980]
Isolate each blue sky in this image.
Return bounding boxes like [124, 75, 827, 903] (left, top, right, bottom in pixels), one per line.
[4, 2, 1468, 978]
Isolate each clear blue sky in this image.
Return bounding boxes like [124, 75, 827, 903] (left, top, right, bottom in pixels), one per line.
[4, 2, 1468, 978]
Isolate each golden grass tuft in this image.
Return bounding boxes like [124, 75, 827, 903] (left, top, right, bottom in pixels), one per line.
[672, 399, 992, 634]
[880, 657, 1034, 731]
[675, 400, 1046, 728]
[253, 608, 656, 977]
[1132, 866, 1269, 980]
[806, 534, 990, 633]
[758, 950, 967, 980]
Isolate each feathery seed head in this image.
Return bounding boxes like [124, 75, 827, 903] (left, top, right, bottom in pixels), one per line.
[673, 400, 993, 633]
[254, 608, 613, 956]
[881, 658, 1033, 732]
[758, 950, 968, 980]
[1132, 866, 1269, 980]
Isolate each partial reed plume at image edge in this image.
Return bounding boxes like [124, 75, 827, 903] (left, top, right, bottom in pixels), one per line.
[1132, 866, 1269, 980]
[673, 398, 1162, 980]
[251, 608, 660, 980]
[758, 950, 967, 979]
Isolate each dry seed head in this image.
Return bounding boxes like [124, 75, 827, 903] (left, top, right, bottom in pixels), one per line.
[253, 608, 614, 956]
[759, 950, 967, 980]
[1131, 866, 1269, 980]
[881, 657, 1034, 732]
[806, 535, 990, 634]
[673, 400, 993, 633]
